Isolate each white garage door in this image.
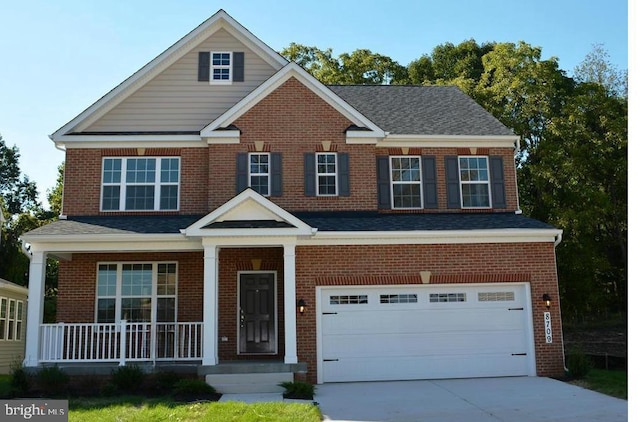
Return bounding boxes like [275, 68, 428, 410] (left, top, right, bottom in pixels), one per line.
[318, 283, 535, 383]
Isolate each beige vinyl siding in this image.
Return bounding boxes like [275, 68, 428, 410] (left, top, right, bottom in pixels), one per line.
[86, 28, 281, 132]
[0, 288, 27, 374]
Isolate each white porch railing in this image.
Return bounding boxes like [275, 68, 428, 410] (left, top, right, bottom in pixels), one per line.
[39, 321, 203, 365]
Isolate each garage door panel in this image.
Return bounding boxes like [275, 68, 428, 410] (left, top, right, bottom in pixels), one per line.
[319, 284, 533, 382]
[322, 308, 525, 335]
[323, 329, 528, 358]
[323, 353, 530, 382]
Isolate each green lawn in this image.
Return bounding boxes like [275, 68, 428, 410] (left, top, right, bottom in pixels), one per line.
[570, 368, 627, 400]
[68, 396, 322, 422]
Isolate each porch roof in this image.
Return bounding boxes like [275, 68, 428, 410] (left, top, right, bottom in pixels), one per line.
[23, 212, 554, 237]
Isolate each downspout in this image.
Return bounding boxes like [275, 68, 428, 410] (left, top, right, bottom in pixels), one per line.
[513, 138, 523, 215]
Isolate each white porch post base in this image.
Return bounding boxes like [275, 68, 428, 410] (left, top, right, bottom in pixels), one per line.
[202, 243, 219, 366]
[283, 243, 298, 364]
[24, 251, 46, 367]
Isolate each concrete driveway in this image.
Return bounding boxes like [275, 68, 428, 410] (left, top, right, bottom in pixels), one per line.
[314, 377, 627, 422]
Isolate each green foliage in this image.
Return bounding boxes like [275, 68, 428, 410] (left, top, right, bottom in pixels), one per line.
[281, 43, 406, 84]
[172, 378, 216, 396]
[153, 370, 182, 391]
[279, 380, 315, 399]
[566, 348, 593, 379]
[110, 365, 145, 393]
[37, 366, 70, 396]
[9, 364, 31, 397]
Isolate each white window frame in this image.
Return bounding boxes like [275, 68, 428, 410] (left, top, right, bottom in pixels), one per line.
[101, 157, 181, 211]
[390, 156, 423, 209]
[316, 152, 338, 196]
[7, 299, 16, 340]
[458, 155, 492, 209]
[249, 153, 270, 196]
[0, 297, 6, 340]
[15, 301, 23, 341]
[95, 262, 178, 324]
[210, 51, 233, 84]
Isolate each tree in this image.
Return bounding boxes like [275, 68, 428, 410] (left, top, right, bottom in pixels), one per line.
[573, 43, 627, 98]
[0, 135, 40, 215]
[281, 43, 407, 85]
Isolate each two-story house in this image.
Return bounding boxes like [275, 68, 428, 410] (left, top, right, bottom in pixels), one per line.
[21, 10, 564, 391]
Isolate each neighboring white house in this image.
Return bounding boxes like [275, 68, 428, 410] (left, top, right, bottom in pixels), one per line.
[0, 278, 28, 373]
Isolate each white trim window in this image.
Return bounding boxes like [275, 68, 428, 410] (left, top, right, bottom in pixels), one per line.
[101, 157, 180, 211]
[211, 52, 232, 83]
[15, 301, 23, 340]
[249, 153, 270, 196]
[96, 263, 177, 324]
[459, 156, 491, 208]
[390, 156, 422, 209]
[0, 297, 6, 340]
[7, 299, 16, 340]
[317, 152, 338, 196]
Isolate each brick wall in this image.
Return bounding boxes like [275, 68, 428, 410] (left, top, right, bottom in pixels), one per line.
[57, 252, 203, 322]
[295, 242, 564, 383]
[62, 78, 520, 215]
[57, 242, 563, 384]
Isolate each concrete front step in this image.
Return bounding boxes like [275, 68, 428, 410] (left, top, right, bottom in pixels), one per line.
[206, 372, 293, 394]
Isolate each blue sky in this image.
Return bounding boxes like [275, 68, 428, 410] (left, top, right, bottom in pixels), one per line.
[0, 0, 629, 205]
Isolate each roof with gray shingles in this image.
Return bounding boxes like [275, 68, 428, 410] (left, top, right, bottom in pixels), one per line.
[23, 212, 552, 237]
[328, 85, 515, 136]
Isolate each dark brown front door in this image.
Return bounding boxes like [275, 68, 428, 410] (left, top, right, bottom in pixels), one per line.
[239, 273, 276, 354]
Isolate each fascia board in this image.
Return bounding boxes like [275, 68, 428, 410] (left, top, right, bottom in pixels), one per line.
[55, 135, 205, 150]
[297, 228, 563, 246]
[187, 227, 313, 238]
[0, 280, 29, 295]
[200, 63, 385, 137]
[51, 10, 287, 140]
[378, 135, 520, 148]
[24, 234, 202, 253]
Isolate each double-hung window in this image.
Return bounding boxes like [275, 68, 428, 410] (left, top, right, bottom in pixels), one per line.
[102, 157, 180, 211]
[0, 298, 6, 340]
[211, 52, 232, 82]
[316, 153, 337, 196]
[249, 153, 270, 196]
[390, 156, 422, 208]
[459, 156, 491, 208]
[96, 263, 177, 324]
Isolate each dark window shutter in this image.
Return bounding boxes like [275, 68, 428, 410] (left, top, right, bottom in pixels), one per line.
[421, 156, 437, 209]
[304, 153, 316, 196]
[490, 156, 506, 209]
[198, 52, 210, 81]
[445, 156, 461, 209]
[376, 156, 391, 209]
[271, 153, 282, 197]
[338, 153, 350, 197]
[232, 52, 244, 82]
[236, 153, 248, 193]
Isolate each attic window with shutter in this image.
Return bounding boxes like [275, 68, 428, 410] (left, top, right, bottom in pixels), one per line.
[198, 51, 245, 84]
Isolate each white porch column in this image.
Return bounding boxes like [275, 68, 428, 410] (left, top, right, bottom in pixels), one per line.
[24, 251, 46, 367]
[283, 243, 298, 364]
[202, 244, 219, 365]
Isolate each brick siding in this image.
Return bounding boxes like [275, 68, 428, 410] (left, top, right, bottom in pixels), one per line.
[57, 242, 564, 384]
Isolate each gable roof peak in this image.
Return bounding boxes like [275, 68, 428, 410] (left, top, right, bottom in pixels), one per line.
[51, 8, 288, 143]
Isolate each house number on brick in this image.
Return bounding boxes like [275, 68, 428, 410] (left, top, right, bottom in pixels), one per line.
[544, 312, 552, 343]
